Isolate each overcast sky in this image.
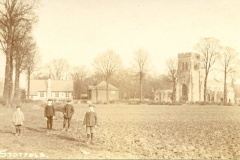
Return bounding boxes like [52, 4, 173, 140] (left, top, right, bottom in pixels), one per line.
[1, 0, 240, 78]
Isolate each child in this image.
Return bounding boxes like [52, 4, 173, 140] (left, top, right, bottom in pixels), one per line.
[83, 104, 98, 145]
[44, 99, 55, 133]
[62, 99, 74, 131]
[12, 106, 25, 136]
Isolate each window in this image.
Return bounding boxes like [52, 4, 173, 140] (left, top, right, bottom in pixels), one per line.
[55, 92, 59, 97]
[185, 62, 188, 70]
[182, 62, 185, 70]
[40, 92, 44, 97]
[65, 92, 69, 97]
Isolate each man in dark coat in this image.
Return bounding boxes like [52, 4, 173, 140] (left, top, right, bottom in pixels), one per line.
[62, 99, 74, 131]
[44, 99, 55, 133]
[83, 104, 98, 144]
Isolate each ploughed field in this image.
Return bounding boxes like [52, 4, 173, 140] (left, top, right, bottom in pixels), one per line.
[0, 103, 240, 159]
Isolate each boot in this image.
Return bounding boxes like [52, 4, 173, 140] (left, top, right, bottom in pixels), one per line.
[91, 133, 94, 144]
[15, 128, 18, 136]
[18, 129, 21, 136]
[86, 134, 91, 145]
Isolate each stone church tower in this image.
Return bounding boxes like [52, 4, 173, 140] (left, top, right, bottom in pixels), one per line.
[176, 53, 204, 102]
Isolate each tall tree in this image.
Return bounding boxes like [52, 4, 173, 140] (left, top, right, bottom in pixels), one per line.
[71, 66, 88, 99]
[218, 47, 238, 104]
[133, 49, 149, 102]
[25, 40, 39, 100]
[111, 68, 138, 100]
[93, 50, 121, 103]
[195, 38, 220, 102]
[166, 57, 178, 102]
[0, 0, 37, 103]
[47, 59, 70, 80]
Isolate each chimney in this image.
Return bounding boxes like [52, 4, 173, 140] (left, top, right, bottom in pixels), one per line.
[47, 75, 52, 99]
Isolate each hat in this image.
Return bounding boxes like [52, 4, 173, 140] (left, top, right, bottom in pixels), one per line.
[16, 105, 21, 108]
[67, 99, 71, 102]
[89, 104, 95, 108]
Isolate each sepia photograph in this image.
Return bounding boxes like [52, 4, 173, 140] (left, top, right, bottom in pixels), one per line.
[0, 0, 240, 159]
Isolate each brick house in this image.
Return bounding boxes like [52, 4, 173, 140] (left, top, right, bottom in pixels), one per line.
[88, 81, 120, 103]
[28, 78, 73, 101]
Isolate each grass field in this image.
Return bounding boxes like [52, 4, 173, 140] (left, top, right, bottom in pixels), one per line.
[1, 103, 240, 159]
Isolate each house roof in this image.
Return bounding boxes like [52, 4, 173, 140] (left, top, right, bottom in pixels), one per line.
[51, 80, 73, 92]
[29, 80, 47, 95]
[89, 81, 119, 91]
[29, 79, 73, 96]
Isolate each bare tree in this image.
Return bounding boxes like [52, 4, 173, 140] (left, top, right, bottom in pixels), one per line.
[71, 66, 88, 99]
[195, 38, 220, 102]
[13, 37, 31, 99]
[93, 50, 121, 103]
[166, 57, 178, 102]
[112, 68, 138, 100]
[47, 59, 70, 80]
[133, 49, 149, 102]
[0, 0, 38, 103]
[218, 47, 238, 104]
[25, 41, 39, 100]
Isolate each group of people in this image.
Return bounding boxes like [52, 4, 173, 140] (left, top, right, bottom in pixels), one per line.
[12, 99, 98, 145]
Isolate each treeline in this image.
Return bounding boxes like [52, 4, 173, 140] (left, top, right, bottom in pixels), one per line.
[1, 2, 239, 105]
[0, 0, 39, 104]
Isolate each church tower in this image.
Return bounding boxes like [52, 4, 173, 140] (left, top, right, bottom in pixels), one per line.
[176, 53, 202, 102]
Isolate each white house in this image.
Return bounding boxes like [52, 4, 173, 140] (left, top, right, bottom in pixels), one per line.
[28, 78, 73, 101]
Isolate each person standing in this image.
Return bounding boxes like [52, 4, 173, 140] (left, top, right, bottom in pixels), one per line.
[62, 99, 74, 131]
[12, 106, 25, 136]
[44, 99, 55, 133]
[83, 104, 98, 145]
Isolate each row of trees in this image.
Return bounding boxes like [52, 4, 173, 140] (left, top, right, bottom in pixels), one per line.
[32, 49, 152, 104]
[31, 38, 240, 105]
[167, 38, 239, 105]
[0, 3, 238, 104]
[0, 0, 39, 104]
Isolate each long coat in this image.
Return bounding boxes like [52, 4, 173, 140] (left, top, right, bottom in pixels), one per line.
[44, 105, 55, 117]
[83, 111, 98, 127]
[12, 111, 25, 125]
[63, 104, 74, 118]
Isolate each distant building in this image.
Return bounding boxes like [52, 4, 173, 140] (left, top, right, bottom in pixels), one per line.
[177, 52, 234, 103]
[154, 53, 235, 104]
[28, 78, 73, 101]
[88, 81, 120, 103]
[154, 89, 172, 102]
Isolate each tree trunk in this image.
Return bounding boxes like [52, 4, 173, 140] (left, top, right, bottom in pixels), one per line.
[9, 51, 14, 102]
[106, 78, 109, 104]
[3, 54, 10, 101]
[172, 80, 176, 102]
[204, 76, 207, 102]
[14, 67, 21, 99]
[223, 71, 227, 105]
[140, 71, 143, 103]
[27, 70, 31, 100]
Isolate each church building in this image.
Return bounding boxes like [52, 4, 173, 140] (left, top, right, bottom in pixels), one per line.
[176, 52, 235, 103]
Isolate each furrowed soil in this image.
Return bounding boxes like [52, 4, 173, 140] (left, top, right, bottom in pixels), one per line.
[1, 103, 240, 159]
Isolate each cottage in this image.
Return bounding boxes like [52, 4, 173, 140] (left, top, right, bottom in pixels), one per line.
[28, 78, 73, 101]
[88, 81, 120, 103]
